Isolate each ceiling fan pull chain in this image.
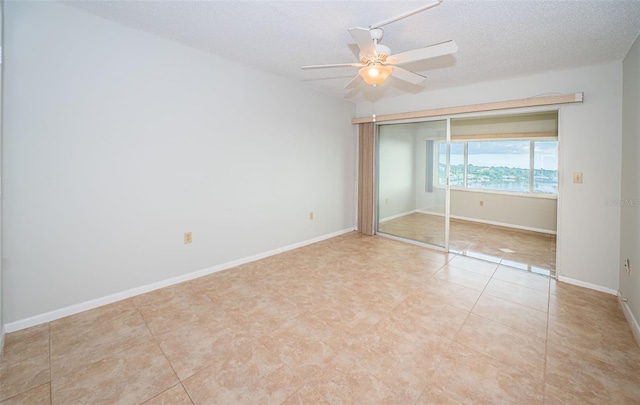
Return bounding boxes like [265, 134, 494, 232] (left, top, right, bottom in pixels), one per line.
[372, 85, 377, 122]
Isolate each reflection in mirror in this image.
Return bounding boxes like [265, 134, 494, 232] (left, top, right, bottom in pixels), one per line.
[377, 120, 448, 248]
[376, 111, 559, 276]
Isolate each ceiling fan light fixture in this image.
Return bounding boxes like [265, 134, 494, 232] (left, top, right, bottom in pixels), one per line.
[358, 64, 392, 86]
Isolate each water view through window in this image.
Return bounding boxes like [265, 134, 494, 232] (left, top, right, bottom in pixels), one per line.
[438, 139, 558, 195]
[533, 141, 559, 194]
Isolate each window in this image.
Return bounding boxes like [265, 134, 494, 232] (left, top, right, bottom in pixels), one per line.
[436, 139, 558, 195]
[468, 140, 531, 193]
[533, 141, 559, 194]
[438, 142, 464, 186]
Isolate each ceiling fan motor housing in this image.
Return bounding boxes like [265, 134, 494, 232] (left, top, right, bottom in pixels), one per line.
[369, 28, 384, 42]
[359, 44, 391, 65]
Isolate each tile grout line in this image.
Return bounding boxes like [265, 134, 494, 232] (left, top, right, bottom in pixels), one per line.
[457, 262, 497, 333]
[453, 264, 549, 389]
[5, 233, 638, 403]
[181, 381, 196, 405]
[48, 322, 53, 405]
[133, 304, 185, 404]
[440, 262, 497, 379]
[542, 278, 552, 403]
[464, 263, 550, 341]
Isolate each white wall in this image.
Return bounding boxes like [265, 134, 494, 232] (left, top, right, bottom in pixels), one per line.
[620, 35, 640, 324]
[378, 125, 416, 220]
[448, 190, 556, 233]
[358, 63, 623, 291]
[2, 1, 356, 325]
[378, 124, 421, 222]
[418, 189, 557, 234]
[413, 121, 447, 213]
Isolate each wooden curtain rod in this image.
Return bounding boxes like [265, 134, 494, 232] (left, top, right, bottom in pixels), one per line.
[351, 93, 584, 124]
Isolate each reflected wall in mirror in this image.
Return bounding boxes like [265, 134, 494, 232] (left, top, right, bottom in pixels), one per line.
[376, 111, 559, 276]
[377, 120, 448, 248]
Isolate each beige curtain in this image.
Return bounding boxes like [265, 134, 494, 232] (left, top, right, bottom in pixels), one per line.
[357, 122, 375, 235]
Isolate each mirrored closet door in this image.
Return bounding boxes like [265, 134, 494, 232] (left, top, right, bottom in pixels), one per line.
[377, 119, 450, 250]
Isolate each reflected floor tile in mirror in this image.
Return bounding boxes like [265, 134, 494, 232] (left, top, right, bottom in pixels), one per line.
[378, 213, 556, 276]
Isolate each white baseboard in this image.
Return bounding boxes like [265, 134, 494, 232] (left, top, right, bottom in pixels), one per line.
[557, 276, 618, 295]
[417, 210, 556, 235]
[4, 227, 355, 333]
[618, 293, 640, 348]
[378, 210, 417, 224]
[416, 209, 444, 217]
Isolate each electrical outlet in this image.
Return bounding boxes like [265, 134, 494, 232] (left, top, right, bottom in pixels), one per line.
[184, 232, 192, 244]
[624, 258, 631, 274]
[309, 212, 314, 220]
[573, 172, 583, 184]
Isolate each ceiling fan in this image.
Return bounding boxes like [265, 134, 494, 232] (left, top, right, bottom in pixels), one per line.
[301, 1, 458, 88]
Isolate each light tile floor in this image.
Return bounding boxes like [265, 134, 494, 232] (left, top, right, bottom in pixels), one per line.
[2, 232, 638, 404]
[378, 213, 557, 275]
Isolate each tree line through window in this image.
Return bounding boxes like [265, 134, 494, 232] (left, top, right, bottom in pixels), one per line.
[436, 139, 558, 195]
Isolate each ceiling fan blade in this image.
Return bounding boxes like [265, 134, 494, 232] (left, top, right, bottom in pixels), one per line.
[344, 75, 363, 89]
[348, 27, 376, 55]
[387, 40, 458, 65]
[391, 66, 427, 84]
[302, 62, 363, 70]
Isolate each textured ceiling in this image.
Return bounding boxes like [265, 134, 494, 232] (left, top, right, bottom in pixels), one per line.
[63, 0, 640, 103]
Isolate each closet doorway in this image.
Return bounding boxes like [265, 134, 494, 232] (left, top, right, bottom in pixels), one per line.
[376, 111, 558, 276]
